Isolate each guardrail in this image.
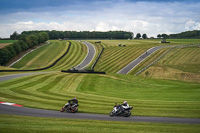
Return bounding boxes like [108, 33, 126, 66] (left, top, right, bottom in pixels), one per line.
[135, 44, 200, 76]
[91, 46, 104, 70]
[61, 69, 106, 74]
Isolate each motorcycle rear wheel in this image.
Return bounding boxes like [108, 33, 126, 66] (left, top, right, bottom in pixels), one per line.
[124, 111, 131, 117]
[71, 107, 78, 113]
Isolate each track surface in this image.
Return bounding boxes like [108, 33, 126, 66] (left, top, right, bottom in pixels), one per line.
[0, 104, 200, 124]
[0, 72, 55, 82]
[74, 41, 96, 70]
[117, 45, 173, 74]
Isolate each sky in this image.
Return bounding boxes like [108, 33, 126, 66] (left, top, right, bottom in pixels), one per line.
[0, 0, 200, 38]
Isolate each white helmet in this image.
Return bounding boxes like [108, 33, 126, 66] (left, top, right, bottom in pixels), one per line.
[123, 101, 127, 104]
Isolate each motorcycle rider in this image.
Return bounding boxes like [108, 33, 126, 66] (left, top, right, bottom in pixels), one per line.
[117, 101, 129, 114]
[64, 97, 78, 108]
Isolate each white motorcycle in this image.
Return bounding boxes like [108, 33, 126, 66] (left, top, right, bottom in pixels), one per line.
[110, 103, 133, 117]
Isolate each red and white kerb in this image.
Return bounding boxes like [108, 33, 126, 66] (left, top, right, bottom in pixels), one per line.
[0, 101, 23, 107]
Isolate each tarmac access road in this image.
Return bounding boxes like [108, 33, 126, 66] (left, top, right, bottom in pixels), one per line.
[117, 45, 174, 74]
[74, 41, 96, 70]
[0, 104, 200, 124]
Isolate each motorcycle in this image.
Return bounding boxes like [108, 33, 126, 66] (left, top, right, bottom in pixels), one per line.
[110, 103, 133, 117]
[60, 103, 79, 113]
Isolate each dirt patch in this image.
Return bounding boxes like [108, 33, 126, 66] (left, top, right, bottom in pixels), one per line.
[0, 43, 11, 49]
[142, 66, 200, 82]
[180, 73, 200, 82]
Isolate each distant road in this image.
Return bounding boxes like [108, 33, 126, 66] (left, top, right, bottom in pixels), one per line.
[0, 72, 55, 82]
[0, 104, 200, 124]
[74, 41, 96, 70]
[117, 45, 174, 74]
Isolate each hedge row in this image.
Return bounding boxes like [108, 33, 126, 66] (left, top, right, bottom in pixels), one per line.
[0, 32, 49, 66]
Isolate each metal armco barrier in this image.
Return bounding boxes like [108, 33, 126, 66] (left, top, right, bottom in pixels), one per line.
[91, 46, 104, 70]
[61, 70, 106, 74]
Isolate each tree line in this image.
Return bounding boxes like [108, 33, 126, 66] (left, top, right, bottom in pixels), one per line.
[157, 30, 200, 39]
[0, 32, 49, 66]
[15, 30, 133, 40]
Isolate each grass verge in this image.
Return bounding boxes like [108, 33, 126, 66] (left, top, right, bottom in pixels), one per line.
[0, 114, 200, 133]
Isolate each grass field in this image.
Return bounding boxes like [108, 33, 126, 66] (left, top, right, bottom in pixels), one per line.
[48, 40, 87, 71]
[0, 72, 199, 118]
[11, 40, 88, 71]
[0, 40, 17, 43]
[11, 40, 69, 69]
[128, 48, 170, 75]
[89, 39, 200, 48]
[0, 114, 200, 133]
[0, 40, 17, 48]
[93, 46, 150, 73]
[89, 39, 200, 75]
[139, 46, 200, 82]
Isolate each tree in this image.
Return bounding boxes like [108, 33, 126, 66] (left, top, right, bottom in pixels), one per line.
[135, 33, 141, 39]
[18, 40, 28, 51]
[161, 34, 169, 39]
[157, 34, 162, 38]
[36, 33, 44, 44]
[10, 31, 19, 40]
[5, 45, 16, 57]
[0, 48, 12, 65]
[123, 33, 131, 39]
[49, 30, 59, 39]
[142, 34, 147, 39]
[40, 32, 49, 41]
[12, 42, 22, 54]
[25, 34, 38, 47]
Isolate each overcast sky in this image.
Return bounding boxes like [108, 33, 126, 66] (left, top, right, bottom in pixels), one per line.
[0, 0, 200, 38]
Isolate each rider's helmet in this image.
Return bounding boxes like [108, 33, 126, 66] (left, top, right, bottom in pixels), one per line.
[123, 101, 127, 104]
[74, 97, 77, 99]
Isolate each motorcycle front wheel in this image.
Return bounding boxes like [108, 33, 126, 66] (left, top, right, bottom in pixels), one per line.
[110, 111, 114, 117]
[60, 107, 65, 112]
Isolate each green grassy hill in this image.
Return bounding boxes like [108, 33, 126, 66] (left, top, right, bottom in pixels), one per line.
[11, 40, 88, 71]
[0, 72, 199, 118]
[12, 40, 69, 69]
[94, 46, 149, 73]
[48, 40, 87, 70]
[1, 39, 200, 132]
[89, 39, 200, 74]
[1, 39, 200, 116]
[139, 46, 200, 82]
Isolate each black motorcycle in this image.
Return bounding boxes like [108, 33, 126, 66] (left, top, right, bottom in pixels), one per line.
[110, 103, 133, 117]
[60, 103, 79, 113]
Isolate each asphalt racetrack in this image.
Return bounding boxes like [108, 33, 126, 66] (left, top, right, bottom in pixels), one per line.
[117, 45, 173, 74]
[0, 104, 200, 124]
[74, 41, 96, 70]
[0, 72, 54, 82]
